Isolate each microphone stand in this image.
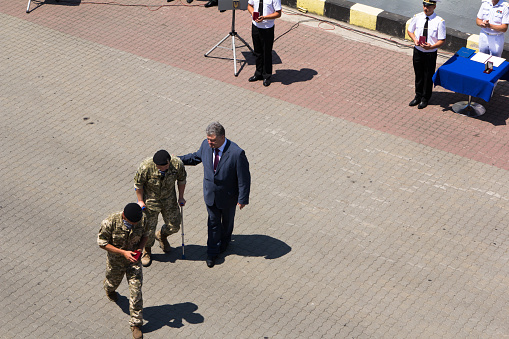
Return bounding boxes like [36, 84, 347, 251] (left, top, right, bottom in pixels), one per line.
[205, 7, 254, 76]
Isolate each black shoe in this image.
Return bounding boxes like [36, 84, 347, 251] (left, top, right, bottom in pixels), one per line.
[186, 0, 193, 3]
[418, 99, 428, 109]
[206, 255, 216, 268]
[106, 291, 118, 302]
[249, 75, 263, 82]
[409, 97, 421, 106]
[263, 77, 271, 87]
[204, 0, 217, 7]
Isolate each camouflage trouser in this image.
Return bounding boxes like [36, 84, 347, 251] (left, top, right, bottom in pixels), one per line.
[144, 201, 181, 249]
[104, 259, 143, 327]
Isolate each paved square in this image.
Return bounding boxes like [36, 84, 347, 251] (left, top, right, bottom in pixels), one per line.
[2, 1, 509, 338]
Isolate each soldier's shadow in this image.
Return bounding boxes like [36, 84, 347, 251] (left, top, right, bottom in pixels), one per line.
[118, 297, 204, 333]
[151, 234, 292, 265]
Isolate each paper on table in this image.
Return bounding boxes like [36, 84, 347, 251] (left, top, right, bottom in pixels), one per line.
[471, 52, 506, 67]
[487, 55, 506, 67]
[471, 52, 491, 63]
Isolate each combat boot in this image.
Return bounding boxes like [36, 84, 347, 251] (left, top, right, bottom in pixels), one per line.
[106, 290, 118, 302]
[131, 325, 143, 339]
[141, 248, 152, 267]
[155, 229, 172, 253]
[103, 279, 118, 302]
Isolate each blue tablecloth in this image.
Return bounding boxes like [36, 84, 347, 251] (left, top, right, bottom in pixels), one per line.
[432, 54, 509, 102]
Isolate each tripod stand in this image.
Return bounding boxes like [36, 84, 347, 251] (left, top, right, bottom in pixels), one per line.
[205, 8, 253, 76]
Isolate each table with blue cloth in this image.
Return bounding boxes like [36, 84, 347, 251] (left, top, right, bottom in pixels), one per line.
[432, 53, 509, 116]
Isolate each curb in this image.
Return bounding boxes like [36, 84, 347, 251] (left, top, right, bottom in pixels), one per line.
[283, 0, 509, 59]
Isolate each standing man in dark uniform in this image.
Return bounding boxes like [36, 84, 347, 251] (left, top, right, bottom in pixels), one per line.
[179, 122, 251, 268]
[247, 0, 282, 87]
[407, 0, 446, 109]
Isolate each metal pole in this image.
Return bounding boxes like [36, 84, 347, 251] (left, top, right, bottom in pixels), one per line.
[232, 9, 236, 33]
[180, 205, 185, 259]
[232, 35, 237, 75]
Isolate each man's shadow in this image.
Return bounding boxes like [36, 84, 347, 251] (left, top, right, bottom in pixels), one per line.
[241, 51, 317, 85]
[431, 88, 509, 126]
[240, 50, 282, 77]
[151, 234, 292, 265]
[117, 297, 204, 333]
[242, 50, 282, 66]
[27, 0, 81, 13]
[273, 68, 318, 85]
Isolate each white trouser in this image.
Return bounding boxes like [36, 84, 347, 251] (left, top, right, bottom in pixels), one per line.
[478, 31, 505, 57]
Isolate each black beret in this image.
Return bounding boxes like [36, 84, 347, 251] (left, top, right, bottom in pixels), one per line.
[153, 150, 171, 165]
[124, 203, 143, 223]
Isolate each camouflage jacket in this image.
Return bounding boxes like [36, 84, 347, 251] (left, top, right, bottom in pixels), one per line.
[97, 212, 149, 258]
[133, 156, 187, 208]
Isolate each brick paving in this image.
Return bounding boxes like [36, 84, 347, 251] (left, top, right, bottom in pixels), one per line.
[1, 0, 509, 338]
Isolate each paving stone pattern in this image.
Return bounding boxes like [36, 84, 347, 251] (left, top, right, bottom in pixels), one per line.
[1, 1, 509, 338]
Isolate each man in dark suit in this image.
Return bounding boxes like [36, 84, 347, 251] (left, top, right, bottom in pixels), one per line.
[179, 122, 251, 268]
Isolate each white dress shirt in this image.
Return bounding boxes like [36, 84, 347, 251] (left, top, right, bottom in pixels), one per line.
[408, 12, 446, 53]
[477, 0, 509, 36]
[212, 138, 227, 168]
[248, 0, 282, 29]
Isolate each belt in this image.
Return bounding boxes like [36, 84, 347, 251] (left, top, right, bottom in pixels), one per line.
[483, 32, 503, 36]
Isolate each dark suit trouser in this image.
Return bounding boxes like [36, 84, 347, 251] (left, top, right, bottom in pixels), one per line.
[413, 48, 437, 101]
[252, 24, 274, 79]
[206, 203, 236, 256]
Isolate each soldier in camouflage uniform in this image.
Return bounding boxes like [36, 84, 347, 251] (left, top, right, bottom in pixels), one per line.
[134, 150, 187, 267]
[97, 203, 149, 339]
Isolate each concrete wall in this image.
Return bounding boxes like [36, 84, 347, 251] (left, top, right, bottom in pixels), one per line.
[283, 0, 509, 59]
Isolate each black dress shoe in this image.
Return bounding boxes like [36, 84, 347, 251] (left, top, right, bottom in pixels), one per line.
[263, 77, 271, 87]
[248, 75, 262, 82]
[418, 99, 428, 109]
[186, 0, 193, 3]
[204, 0, 217, 7]
[206, 256, 216, 268]
[409, 98, 421, 106]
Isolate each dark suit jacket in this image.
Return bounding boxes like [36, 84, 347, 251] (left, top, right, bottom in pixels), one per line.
[179, 139, 251, 209]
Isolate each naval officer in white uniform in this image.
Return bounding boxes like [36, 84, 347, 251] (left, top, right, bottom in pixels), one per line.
[477, 0, 509, 57]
